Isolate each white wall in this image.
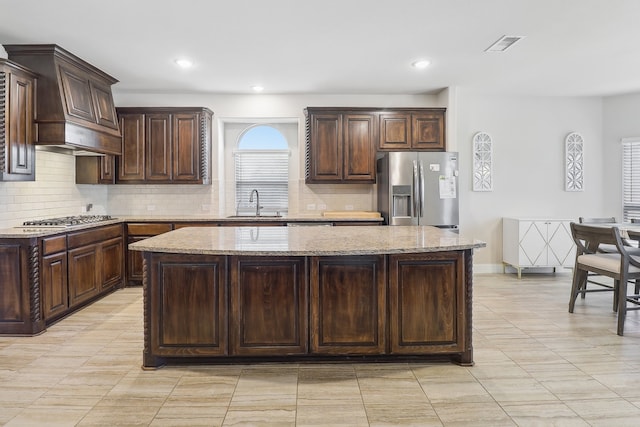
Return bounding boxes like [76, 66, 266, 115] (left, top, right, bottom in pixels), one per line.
[602, 92, 640, 220]
[456, 90, 606, 271]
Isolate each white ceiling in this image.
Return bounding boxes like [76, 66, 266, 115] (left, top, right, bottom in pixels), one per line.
[2, 0, 640, 97]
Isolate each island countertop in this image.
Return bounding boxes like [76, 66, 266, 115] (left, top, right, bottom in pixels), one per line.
[128, 225, 486, 256]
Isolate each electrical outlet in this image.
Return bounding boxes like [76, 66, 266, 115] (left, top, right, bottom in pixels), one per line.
[318, 203, 327, 210]
[345, 205, 354, 211]
[147, 205, 156, 211]
[201, 204, 210, 211]
[306, 203, 316, 211]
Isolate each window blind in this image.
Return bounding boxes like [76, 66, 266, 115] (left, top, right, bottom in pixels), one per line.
[623, 140, 640, 221]
[235, 150, 289, 214]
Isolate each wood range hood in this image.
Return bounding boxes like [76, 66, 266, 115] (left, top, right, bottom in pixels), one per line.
[3, 44, 122, 155]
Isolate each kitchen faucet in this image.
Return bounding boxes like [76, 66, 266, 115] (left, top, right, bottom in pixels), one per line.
[249, 189, 262, 216]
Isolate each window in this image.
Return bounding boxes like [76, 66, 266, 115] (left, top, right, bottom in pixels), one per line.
[235, 125, 289, 215]
[622, 138, 640, 221]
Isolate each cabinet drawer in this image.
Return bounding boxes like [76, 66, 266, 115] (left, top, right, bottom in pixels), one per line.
[67, 224, 123, 249]
[42, 235, 67, 255]
[127, 223, 173, 235]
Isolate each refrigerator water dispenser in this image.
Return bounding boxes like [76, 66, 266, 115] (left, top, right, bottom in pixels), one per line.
[392, 185, 411, 218]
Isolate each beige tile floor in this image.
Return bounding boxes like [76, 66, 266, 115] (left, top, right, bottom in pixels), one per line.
[2, 272, 640, 426]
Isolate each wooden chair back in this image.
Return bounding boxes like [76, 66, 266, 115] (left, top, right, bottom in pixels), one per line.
[578, 217, 616, 224]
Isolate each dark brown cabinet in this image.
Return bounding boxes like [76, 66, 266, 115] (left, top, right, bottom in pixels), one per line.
[75, 155, 116, 184]
[41, 235, 68, 321]
[126, 223, 173, 286]
[378, 109, 446, 151]
[305, 108, 376, 183]
[388, 251, 467, 355]
[115, 107, 213, 184]
[230, 256, 308, 355]
[0, 58, 36, 181]
[146, 253, 228, 362]
[310, 255, 386, 354]
[67, 224, 124, 308]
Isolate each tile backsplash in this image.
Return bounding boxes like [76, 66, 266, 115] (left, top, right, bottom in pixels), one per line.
[0, 150, 377, 229]
[0, 150, 108, 229]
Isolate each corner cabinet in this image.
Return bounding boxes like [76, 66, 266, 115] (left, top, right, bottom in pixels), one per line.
[0, 59, 37, 182]
[304, 108, 377, 183]
[116, 107, 213, 184]
[378, 109, 446, 151]
[502, 218, 576, 278]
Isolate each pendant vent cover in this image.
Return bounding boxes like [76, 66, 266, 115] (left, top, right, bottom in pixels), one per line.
[485, 35, 525, 52]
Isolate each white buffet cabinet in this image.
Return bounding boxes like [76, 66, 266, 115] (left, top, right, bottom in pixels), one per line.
[502, 217, 576, 278]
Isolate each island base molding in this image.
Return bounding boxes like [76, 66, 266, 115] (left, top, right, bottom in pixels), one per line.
[142, 250, 474, 368]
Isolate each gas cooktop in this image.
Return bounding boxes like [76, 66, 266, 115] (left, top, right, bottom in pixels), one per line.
[22, 215, 115, 227]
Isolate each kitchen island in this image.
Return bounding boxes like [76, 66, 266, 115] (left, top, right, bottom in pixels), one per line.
[128, 225, 485, 368]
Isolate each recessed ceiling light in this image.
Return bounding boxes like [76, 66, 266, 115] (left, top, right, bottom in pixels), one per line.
[485, 35, 525, 52]
[411, 59, 430, 69]
[251, 85, 264, 92]
[174, 58, 193, 69]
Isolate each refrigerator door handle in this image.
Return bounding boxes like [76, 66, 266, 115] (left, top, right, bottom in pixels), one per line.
[419, 161, 425, 218]
[412, 160, 420, 218]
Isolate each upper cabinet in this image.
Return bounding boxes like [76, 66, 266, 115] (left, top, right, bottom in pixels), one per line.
[378, 109, 446, 151]
[115, 107, 213, 185]
[305, 108, 377, 184]
[4, 44, 122, 155]
[0, 58, 37, 181]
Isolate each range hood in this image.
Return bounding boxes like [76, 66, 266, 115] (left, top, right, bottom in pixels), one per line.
[3, 44, 122, 155]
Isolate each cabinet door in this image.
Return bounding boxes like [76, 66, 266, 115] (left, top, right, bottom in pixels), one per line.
[99, 155, 115, 183]
[89, 80, 119, 130]
[310, 255, 386, 354]
[101, 237, 123, 290]
[126, 237, 145, 285]
[411, 111, 445, 150]
[230, 257, 307, 355]
[146, 114, 172, 181]
[307, 113, 342, 182]
[117, 113, 146, 182]
[148, 254, 227, 356]
[68, 244, 100, 307]
[343, 114, 376, 182]
[517, 220, 548, 266]
[172, 113, 200, 182]
[546, 221, 575, 267]
[389, 251, 466, 354]
[4, 69, 35, 180]
[58, 65, 97, 123]
[379, 112, 411, 149]
[41, 252, 68, 320]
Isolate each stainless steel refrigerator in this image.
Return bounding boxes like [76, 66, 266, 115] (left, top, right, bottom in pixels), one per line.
[377, 151, 459, 228]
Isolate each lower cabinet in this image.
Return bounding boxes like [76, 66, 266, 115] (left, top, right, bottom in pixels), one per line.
[126, 223, 173, 286]
[67, 225, 124, 308]
[230, 256, 307, 355]
[142, 250, 472, 367]
[0, 224, 125, 334]
[388, 251, 466, 355]
[42, 252, 68, 319]
[147, 254, 228, 358]
[310, 255, 386, 354]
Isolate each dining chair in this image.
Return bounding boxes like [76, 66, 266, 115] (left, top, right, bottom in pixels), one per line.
[569, 222, 640, 335]
[577, 217, 618, 297]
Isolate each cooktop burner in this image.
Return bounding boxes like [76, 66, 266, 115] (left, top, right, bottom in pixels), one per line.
[22, 215, 114, 227]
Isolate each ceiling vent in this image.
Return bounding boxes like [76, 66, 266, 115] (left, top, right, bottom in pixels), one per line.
[485, 35, 525, 52]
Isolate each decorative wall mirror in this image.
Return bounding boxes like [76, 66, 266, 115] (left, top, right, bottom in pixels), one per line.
[472, 132, 493, 191]
[565, 132, 584, 191]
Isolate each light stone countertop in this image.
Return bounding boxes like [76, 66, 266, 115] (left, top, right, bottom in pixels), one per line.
[128, 225, 486, 256]
[0, 215, 382, 238]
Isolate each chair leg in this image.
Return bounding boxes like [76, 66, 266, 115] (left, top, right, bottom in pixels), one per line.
[635, 279, 640, 294]
[614, 280, 620, 312]
[569, 268, 588, 313]
[617, 277, 628, 336]
[581, 278, 587, 299]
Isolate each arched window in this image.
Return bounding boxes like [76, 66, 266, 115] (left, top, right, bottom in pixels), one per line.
[235, 125, 289, 215]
